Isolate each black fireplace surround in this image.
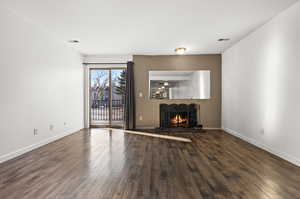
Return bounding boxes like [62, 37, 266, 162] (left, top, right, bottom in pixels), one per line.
[160, 104, 197, 129]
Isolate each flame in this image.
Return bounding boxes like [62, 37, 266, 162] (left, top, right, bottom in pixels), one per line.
[171, 114, 188, 124]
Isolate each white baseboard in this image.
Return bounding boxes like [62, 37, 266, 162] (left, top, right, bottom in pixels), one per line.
[203, 127, 222, 130]
[136, 126, 156, 129]
[0, 128, 83, 164]
[223, 127, 300, 167]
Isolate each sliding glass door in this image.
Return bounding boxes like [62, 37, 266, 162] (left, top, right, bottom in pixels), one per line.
[89, 68, 126, 127]
[111, 69, 126, 127]
[90, 69, 110, 126]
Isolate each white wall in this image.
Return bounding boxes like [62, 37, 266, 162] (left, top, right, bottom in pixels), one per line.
[0, 7, 84, 163]
[222, 2, 300, 166]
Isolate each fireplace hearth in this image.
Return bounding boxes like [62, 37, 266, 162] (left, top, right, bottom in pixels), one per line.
[160, 104, 198, 129]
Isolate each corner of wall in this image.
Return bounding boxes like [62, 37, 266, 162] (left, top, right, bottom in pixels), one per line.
[222, 127, 300, 167]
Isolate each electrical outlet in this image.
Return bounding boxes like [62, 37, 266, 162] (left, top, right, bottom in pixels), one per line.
[33, 128, 38, 136]
[139, 115, 143, 121]
[49, 124, 54, 131]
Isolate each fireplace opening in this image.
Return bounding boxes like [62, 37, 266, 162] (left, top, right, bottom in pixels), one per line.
[160, 104, 198, 129]
[170, 113, 188, 128]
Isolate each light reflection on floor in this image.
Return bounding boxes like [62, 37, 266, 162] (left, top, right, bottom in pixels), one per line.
[86, 128, 126, 179]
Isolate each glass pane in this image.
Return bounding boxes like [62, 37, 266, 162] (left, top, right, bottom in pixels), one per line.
[149, 70, 211, 100]
[90, 69, 110, 125]
[111, 69, 126, 127]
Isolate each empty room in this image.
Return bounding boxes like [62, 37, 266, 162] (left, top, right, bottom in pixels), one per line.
[1, 0, 300, 198]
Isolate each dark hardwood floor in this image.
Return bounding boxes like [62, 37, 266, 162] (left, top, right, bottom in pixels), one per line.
[1, 128, 300, 199]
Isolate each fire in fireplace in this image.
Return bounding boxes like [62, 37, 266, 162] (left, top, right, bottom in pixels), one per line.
[160, 104, 198, 129]
[170, 113, 188, 127]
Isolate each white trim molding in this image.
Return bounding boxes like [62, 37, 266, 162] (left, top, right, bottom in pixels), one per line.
[203, 127, 222, 130]
[0, 128, 83, 164]
[223, 127, 300, 167]
[136, 126, 156, 130]
[83, 55, 133, 64]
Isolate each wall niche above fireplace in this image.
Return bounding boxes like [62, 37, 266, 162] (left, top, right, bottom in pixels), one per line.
[160, 104, 198, 129]
[149, 70, 211, 100]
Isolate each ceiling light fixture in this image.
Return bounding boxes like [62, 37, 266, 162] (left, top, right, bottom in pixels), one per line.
[175, 47, 186, 55]
[218, 38, 230, 42]
[68, 40, 80, 43]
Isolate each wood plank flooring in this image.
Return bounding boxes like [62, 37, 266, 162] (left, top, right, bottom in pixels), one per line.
[0, 128, 300, 199]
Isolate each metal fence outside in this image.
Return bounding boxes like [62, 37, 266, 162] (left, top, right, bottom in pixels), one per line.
[91, 100, 124, 121]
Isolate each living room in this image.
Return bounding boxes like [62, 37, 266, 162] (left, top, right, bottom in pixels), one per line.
[1, 0, 300, 198]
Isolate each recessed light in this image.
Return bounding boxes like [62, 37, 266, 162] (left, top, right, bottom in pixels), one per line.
[218, 38, 230, 42]
[175, 47, 186, 55]
[68, 40, 80, 43]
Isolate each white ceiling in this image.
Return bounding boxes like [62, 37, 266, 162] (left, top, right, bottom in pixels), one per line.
[1, 0, 298, 55]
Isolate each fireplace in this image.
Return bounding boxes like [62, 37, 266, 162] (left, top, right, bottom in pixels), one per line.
[160, 104, 198, 129]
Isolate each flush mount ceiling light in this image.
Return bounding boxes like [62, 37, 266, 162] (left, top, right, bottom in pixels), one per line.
[218, 38, 230, 42]
[68, 40, 80, 43]
[175, 47, 186, 55]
